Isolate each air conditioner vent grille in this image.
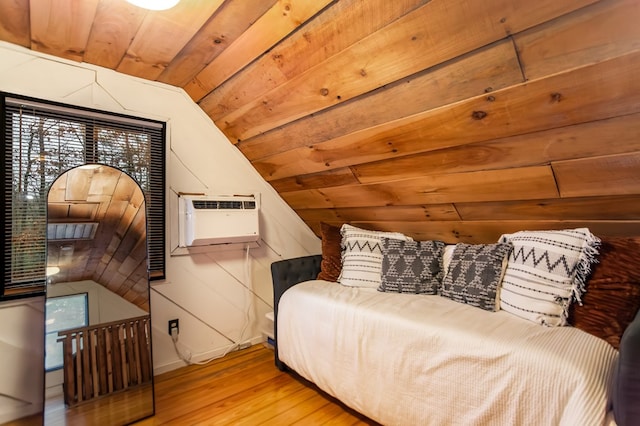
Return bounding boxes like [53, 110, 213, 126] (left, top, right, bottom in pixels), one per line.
[192, 200, 243, 210]
[191, 200, 257, 210]
[192, 200, 218, 209]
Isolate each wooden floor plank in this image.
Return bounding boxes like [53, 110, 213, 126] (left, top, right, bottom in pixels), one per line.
[135, 345, 378, 426]
[37, 344, 378, 425]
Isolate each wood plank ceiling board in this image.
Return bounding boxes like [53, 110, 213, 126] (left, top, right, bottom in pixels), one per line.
[237, 39, 523, 161]
[48, 178, 68, 203]
[118, 236, 147, 277]
[553, 152, 640, 198]
[115, 188, 145, 237]
[185, 0, 334, 102]
[103, 261, 128, 293]
[158, 0, 278, 87]
[355, 220, 640, 244]
[28, 0, 100, 61]
[112, 238, 140, 276]
[64, 168, 93, 200]
[114, 258, 146, 293]
[116, 0, 225, 80]
[269, 167, 359, 193]
[351, 113, 640, 184]
[455, 195, 640, 221]
[0, 0, 30, 47]
[296, 204, 460, 224]
[282, 166, 559, 209]
[253, 51, 640, 181]
[215, 0, 599, 142]
[87, 166, 121, 206]
[47, 203, 71, 220]
[116, 233, 146, 275]
[67, 203, 100, 221]
[515, 0, 640, 80]
[83, 0, 148, 69]
[200, 0, 430, 121]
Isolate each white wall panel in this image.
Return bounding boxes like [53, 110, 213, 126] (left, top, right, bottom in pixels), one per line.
[0, 40, 321, 422]
[0, 298, 44, 423]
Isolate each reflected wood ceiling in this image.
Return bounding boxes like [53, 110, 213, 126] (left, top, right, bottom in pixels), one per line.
[48, 166, 149, 312]
[1, 0, 640, 244]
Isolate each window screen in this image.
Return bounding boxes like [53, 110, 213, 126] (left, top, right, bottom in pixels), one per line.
[1, 93, 166, 299]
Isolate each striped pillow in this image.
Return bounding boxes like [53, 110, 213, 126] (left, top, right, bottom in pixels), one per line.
[338, 224, 413, 288]
[498, 228, 601, 326]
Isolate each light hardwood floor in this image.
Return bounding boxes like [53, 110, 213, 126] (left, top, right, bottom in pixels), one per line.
[14, 344, 377, 426]
[133, 344, 379, 425]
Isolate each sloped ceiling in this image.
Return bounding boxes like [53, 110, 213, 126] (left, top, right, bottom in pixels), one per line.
[48, 166, 149, 311]
[1, 0, 639, 243]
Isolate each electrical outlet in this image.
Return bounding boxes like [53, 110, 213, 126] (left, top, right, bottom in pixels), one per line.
[168, 319, 179, 336]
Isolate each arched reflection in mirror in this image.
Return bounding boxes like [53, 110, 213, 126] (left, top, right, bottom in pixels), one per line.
[44, 165, 154, 425]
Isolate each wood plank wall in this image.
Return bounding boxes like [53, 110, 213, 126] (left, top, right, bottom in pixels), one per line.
[203, 0, 640, 243]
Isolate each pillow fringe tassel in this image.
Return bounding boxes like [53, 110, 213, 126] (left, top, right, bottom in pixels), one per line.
[571, 231, 602, 306]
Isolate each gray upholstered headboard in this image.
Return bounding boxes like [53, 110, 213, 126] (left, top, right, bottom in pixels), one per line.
[270, 254, 322, 370]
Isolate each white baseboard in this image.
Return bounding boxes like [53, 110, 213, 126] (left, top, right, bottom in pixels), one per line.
[153, 335, 264, 376]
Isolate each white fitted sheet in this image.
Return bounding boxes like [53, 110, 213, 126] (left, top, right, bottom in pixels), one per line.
[278, 280, 618, 426]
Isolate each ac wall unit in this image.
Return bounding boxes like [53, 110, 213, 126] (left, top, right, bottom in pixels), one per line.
[178, 195, 259, 247]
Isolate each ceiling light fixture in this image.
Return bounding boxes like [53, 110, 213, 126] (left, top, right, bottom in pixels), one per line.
[126, 0, 180, 11]
[46, 266, 60, 276]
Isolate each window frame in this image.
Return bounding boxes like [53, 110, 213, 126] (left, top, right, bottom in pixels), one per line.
[1, 93, 166, 300]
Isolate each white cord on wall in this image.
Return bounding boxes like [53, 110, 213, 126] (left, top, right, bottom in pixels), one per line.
[170, 244, 254, 366]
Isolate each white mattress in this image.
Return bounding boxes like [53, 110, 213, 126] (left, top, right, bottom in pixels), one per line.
[278, 280, 618, 426]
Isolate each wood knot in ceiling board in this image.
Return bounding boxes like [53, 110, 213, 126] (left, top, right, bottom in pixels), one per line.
[360, 69, 367, 77]
[486, 95, 496, 102]
[499, 17, 512, 35]
[283, 3, 291, 16]
[484, 87, 493, 93]
[471, 111, 488, 120]
[550, 92, 564, 103]
[262, 99, 274, 112]
[320, 88, 330, 96]
[420, 187, 439, 194]
[65, 49, 85, 57]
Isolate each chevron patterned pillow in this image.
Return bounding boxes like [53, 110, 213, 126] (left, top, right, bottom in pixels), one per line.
[338, 224, 412, 288]
[379, 238, 446, 294]
[498, 228, 601, 326]
[440, 242, 513, 311]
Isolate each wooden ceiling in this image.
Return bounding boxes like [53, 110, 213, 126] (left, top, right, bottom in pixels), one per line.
[1, 0, 639, 245]
[48, 166, 149, 311]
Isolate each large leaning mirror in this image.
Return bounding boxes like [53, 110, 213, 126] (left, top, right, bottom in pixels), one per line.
[44, 164, 154, 425]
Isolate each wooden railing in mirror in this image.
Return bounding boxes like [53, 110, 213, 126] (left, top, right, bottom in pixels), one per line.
[57, 315, 152, 407]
